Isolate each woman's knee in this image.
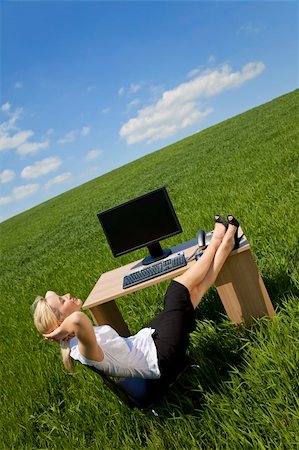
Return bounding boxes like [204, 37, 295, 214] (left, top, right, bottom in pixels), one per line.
[173, 275, 192, 293]
[189, 284, 206, 309]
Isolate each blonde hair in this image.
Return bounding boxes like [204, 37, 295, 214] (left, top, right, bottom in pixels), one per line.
[31, 296, 74, 373]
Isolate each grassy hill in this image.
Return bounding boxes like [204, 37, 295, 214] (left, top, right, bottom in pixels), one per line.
[0, 89, 298, 449]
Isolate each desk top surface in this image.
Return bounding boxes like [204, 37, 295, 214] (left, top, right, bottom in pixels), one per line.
[83, 232, 249, 310]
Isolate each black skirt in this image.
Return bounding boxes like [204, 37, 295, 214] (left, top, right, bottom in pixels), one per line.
[147, 280, 196, 381]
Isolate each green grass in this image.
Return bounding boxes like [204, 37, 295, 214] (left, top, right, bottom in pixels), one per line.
[0, 89, 298, 449]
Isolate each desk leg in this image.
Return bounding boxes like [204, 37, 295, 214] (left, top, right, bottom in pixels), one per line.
[89, 301, 131, 337]
[215, 248, 275, 326]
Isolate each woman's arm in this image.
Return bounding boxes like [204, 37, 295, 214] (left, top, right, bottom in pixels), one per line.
[44, 311, 104, 362]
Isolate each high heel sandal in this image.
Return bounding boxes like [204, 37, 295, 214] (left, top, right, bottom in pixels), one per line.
[227, 215, 244, 249]
[215, 214, 229, 230]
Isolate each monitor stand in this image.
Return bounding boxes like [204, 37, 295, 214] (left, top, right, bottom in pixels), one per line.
[142, 242, 172, 265]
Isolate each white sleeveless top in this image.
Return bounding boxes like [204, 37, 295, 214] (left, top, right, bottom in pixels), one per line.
[69, 325, 161, 379]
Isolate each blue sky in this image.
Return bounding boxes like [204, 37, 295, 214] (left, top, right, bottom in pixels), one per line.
[0, 1, 297, 222]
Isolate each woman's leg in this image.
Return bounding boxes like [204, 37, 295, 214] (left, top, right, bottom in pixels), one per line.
[188, 222, 237, 308]
[174, 220, 227, 292]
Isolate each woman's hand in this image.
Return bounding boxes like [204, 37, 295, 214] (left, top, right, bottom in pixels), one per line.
[43, 325, 74, 343]
[43, 311, 103, 362]
[43, 311, 80, 343]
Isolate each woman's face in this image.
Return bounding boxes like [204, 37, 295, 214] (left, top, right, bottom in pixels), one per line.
[45, 291, 83, 322]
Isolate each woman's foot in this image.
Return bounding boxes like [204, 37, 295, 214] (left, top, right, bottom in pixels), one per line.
[224, 215, 242, 250]
[215, 214, 229, 230]
[210, 215, 227, 244]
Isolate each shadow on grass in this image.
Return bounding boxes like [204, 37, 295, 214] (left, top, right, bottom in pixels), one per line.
[146, 341, 248, 418]
[143, 312, 251, 418]
[196, 289, 227, 324]
[150, 271, 299, 417]
[263, 272, 299, 309]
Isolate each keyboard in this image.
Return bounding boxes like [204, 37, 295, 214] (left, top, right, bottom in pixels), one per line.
[123, 252, 187, 289]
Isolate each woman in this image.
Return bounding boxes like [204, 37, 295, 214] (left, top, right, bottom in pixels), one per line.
[32, 215, 241, 382]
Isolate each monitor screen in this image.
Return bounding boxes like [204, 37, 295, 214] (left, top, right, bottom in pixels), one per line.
[97, 187, 182, 264]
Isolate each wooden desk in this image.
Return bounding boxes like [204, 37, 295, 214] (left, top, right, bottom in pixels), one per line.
[83, 235, 274, 335]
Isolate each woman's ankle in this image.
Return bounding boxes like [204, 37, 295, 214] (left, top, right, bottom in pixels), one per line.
[209, 235, 222, 249]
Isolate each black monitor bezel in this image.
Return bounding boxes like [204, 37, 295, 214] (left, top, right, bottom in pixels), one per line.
[97, 187, 182, 258]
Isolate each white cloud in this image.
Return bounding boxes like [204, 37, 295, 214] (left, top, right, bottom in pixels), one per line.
[0, 169, 16, 183]
[101, 107, 111, 114]
[1, 102, 11, 112]
[127, 99, 141, 109]
[0, 129, 33, 151]
[0, 106, 23, 134]
[85, 148, 103, 161]
[0, 105, 49, 155]
[129, 83, 141, 94]
[187, 56, 215, 79]
[0, 196, 12, 205]
[13, 184, 39, 199]
[187, 68, 201, 79]
[119, 61, 265, 145]
[118, 83, 141, 97]
[15, 81, 23, 89]
[58, 130, 76, 144]
[237, 22, 262, 35]
[81, 126, 91, 137]
[17, 139, 50, 155]
[45, 172, 71, 189]
[21, 157, 62, 179]
[0, 183, 40, 205]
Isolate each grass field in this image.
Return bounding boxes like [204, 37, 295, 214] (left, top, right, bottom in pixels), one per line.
[0, 89, 298, 449]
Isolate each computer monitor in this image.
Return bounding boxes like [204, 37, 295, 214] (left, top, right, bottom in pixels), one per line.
[97, 187, 182, 265]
